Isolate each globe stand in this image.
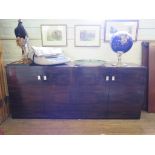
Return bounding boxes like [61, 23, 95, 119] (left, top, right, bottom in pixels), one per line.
[112, 51, 127, 67]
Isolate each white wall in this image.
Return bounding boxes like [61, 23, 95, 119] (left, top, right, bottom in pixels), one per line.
[0, 19, 155, 65]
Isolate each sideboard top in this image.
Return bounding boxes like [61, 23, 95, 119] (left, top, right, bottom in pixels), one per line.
[6, 59, 146, 68]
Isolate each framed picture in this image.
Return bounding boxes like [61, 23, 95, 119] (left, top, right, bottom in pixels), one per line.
[104, 20, 139, 41]
[41, 25, 67, 46]
[74, 25, 101, 47]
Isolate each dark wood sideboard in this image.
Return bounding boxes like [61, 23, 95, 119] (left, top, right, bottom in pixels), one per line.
[6, 63, 146, 119]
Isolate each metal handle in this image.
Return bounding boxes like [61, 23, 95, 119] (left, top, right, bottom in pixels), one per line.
[112, 76, 115, 81]
[37, 75, 41, 80]
[43, 75, 47, 81]
[105, 76, 109, 81]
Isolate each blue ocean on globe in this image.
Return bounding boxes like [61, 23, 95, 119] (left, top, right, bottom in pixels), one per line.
[110, 31, 133, 53]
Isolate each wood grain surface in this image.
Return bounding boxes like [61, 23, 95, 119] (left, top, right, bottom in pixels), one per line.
[0, 111, 155, 135]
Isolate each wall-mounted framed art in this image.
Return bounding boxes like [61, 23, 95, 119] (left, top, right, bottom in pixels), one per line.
[104, 20, 139, 42]
[41, 25, 67, 46]
[74, 25, 101, 47]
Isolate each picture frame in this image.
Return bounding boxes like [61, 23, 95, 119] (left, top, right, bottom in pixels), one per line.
[41, 25, 67, 46]
[74, 25, 101, 47]
[104, 20, 139, 42]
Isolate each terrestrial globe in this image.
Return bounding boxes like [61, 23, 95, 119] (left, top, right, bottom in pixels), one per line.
[110, 31, 133, 66]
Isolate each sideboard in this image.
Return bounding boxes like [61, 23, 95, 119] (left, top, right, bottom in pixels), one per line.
[6, 62, 146, 119]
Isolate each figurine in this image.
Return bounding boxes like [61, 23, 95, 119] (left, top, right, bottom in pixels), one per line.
[14, 19, 29, 63]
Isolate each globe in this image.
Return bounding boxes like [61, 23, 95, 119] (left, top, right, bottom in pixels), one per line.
[110, 31, 133, 66]
[110, 31, 133, 53]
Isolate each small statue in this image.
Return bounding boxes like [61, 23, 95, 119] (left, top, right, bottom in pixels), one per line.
[14, 19, 29, 63]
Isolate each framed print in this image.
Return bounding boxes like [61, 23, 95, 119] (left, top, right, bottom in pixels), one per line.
[104, 20, 139, 41]
[41, 25, 67, 46]
[74, 25, 101, 47]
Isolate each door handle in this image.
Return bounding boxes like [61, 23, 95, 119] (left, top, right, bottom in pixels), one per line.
[112, 76, 115, 81]
[43, 75, 47, 81]
[105, 76, 109, 81]
[37, 75, 41, 80]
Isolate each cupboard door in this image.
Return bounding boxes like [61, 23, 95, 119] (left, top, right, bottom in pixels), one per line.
[72, 67, 108, 118]
[108, 68, 146, 118]
[6, 66, 45, 118]
[43, 67, 73, 118]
